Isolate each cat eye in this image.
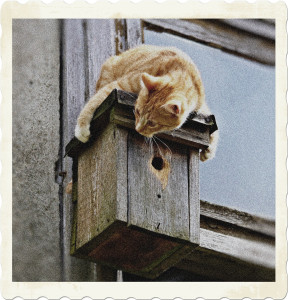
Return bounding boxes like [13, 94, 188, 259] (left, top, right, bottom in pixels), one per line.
[147, 120, 157, 127]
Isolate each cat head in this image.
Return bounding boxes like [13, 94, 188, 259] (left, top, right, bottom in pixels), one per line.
[134, 73, 192, 137]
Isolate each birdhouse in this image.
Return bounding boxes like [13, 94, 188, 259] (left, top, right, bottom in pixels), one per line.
[65, 89, 217, 279]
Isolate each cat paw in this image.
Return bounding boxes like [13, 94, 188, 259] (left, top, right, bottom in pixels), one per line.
[75, 124, 90, 143]
[200, 148, 215, 162]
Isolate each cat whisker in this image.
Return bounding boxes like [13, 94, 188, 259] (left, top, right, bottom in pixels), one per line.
[152, 136, 163, 158]
[148, 137, 153, 154]
[144, 136, 153, 154]
[154, 135, 172, 157]
[170, 129, 177, 137]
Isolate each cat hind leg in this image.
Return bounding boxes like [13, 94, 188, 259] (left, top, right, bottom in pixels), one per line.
[200, 129, 219, 162]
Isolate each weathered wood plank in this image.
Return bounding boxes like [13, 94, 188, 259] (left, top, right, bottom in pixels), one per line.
[127, 131, 191, 241]
[189, 149, 200, 244]
[77, 123, 118, 249]
[199, 228, 274, 269]
[62, 19, 97, 281]
[115, 19, 127, 54]
[176, 247, 274, 281]
[219, 19, 275, 40]
[175, 207, 275, 280]
[126, 19, 143, 49]
[62, 19, 86, 142]
[74, 220, 194, 279]
[200, 200, 275, 237]
[143, 19, 275, 65]
[85, 19, 116, 97]
[85, 19, 120, 282]
[115, 127, 129, 222]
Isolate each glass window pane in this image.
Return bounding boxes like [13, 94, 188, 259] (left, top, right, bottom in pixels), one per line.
[144, 29, 275, 219]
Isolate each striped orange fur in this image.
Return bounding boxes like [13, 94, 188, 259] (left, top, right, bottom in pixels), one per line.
[75, 45, 218, 161]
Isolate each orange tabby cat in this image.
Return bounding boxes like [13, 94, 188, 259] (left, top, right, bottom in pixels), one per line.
[75, 45, 218, 161]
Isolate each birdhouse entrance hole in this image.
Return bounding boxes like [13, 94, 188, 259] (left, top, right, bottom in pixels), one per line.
[152, 156, 164, 171]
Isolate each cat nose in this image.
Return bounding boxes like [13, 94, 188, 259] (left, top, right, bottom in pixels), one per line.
[135, 123, 141, 132]
[135, 123, 152, 137]
[135, 119, 145, 132]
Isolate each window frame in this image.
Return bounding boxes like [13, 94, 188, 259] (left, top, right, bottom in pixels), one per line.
[124, 18, 275, 280]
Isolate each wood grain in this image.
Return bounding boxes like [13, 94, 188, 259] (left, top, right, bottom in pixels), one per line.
[200, 200, 275, 237]
[189, 149, 200, 244]
[127, 131, 191, 241]
[77, 124, 118, 249]
[143, 19, 275, 65]
[63, 19, 119, 281]
[85, 19, 116, 98]
[126, 19, 143, 49]
[62, 19, 97, 281]
[199, 228, 274, 268]
[176, 246, 274, 281]
[115, 127, 129, 222]
[219, 19, 275, 40]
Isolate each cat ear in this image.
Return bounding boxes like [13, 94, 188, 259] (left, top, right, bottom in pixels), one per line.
[141, 73, 160, 92]
[162, 100, 182, 115]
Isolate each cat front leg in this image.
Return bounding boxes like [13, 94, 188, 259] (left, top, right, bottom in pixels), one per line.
[75, 81, 121, 143]
[200, 129, 219, 162]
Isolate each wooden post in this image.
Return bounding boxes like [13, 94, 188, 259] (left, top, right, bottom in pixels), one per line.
[66, 89, 216, 279]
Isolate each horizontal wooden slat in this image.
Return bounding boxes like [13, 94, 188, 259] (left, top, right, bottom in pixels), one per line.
[176, 246, 274, 281]
[199, 228, 274, 268]
[174, 200, 275, 281]
[200, 200, 275, 237]
[219, 19, 275, 40]
[144, 19, 275, 65]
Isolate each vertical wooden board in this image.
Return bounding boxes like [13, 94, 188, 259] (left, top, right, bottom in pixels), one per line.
[62, 20, 86, 141]
[115, 127, 128, 222]
[128, 132, 190, 241]
[189, 149, 200, 244]
[115, 19, 127, 54]
[126, 19, 143, 49]
[85, 19, 116, 97]
[62, 19, 98, 281]
[77, 124, 118, 249]
[84, 19, 119, 282]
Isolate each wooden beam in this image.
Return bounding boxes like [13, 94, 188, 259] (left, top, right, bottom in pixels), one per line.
[219, 19, 275, 40]
[200, 200, 275, 237]
[174, 200, 275, 281]
[143, 19, 275, 65]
